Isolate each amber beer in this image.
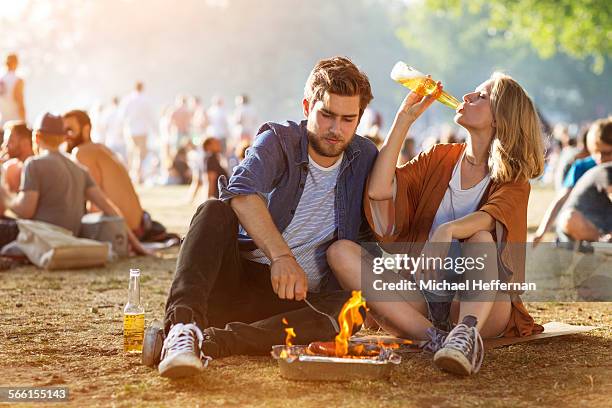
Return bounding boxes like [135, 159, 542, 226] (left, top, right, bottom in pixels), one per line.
[391, 62, 461, 110]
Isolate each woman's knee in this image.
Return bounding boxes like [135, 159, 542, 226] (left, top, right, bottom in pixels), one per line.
[466, 230, 494, 243]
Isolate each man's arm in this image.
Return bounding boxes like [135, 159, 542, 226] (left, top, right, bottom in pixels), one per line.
[9, 190, 39, 219]
[221, 127, 307, 300]
[533, 188, 572, 246]
[230, 194, 307, 301]
[85, 186, 152, 256]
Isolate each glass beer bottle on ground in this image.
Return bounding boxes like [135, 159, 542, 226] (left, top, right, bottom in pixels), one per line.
[123, 268, 145, 353]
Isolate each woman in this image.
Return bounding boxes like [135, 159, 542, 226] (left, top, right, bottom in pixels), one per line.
[328, 73, 545, 376]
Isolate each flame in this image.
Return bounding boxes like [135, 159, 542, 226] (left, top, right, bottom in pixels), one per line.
[334, 290, 366, 357]
[279, 317, 296, 359]
[285, 327, 296, 347]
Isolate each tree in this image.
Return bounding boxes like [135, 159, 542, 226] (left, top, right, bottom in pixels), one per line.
[426, 0, 612, 73]
[393, 2, 612, 122]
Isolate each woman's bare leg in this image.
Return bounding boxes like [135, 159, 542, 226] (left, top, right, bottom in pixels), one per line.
[327, 240, 433, 339]
[454, 230, 511, 337]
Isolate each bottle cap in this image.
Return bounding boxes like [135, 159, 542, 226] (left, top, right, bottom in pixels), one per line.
[130, 268, 141, 277]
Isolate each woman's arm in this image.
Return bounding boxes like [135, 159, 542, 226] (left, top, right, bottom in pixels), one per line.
[432, 211, 495, 242]
[367, 82, 442, 201]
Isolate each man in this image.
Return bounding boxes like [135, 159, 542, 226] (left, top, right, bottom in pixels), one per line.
[534, 117, 612, 245]
[1, 121, 34, 192]
[0, 113, 148, 255]
[121, 82, 156, 184]
[159, 57, 377, 378]
[0, 54, 26, 135]
[62, 110, 146, 237]
[556, 162, 612, 243]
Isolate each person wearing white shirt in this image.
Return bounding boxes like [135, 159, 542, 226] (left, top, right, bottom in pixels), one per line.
[121, 82, 156, 183]
[205, 96, 229, 152]
[0, 54, 26, 133]
[100, 97, 128, 165]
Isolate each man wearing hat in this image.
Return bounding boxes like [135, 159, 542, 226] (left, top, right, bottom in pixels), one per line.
[0, 113, 149, 254]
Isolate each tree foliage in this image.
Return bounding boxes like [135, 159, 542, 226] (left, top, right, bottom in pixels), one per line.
[426, 0, 612, 73]
[393, 2, 611, 122]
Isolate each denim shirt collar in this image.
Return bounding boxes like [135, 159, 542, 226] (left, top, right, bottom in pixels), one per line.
[296, 120, 361, 172]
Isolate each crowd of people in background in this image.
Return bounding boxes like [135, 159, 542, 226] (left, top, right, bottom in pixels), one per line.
[0, 51, 610, 256]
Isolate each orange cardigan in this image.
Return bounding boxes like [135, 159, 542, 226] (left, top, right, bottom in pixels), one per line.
[364, 143, 543, 337]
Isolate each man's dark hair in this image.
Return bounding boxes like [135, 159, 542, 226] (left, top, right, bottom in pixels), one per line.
[63, 110, 92, 130]
[3, 120, 32, 145]
[304, 56, 373, 118]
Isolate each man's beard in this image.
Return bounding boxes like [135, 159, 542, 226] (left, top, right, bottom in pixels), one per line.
[66, 133, 84, 153]
[307, 130, 350, 158]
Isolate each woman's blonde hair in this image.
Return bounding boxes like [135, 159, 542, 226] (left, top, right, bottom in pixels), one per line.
[488, 72, 545, 183]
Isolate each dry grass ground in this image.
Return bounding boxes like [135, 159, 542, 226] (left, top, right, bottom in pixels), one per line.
[0, 185, 610, 408]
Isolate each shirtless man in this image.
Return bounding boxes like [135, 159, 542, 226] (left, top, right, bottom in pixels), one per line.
[1, 121, 34, 192]
[63, 110, 145, 236]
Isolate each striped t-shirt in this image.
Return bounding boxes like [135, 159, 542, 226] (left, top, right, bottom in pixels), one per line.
[242, 154, 342, 291]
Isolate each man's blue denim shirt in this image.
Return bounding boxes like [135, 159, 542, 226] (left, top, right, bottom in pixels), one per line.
[219, 120, 378, 250]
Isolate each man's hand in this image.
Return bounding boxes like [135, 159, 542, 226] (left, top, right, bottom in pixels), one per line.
[270, 254, 308, 301]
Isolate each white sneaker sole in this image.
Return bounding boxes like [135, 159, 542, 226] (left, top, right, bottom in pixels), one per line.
[433, 347, 472, 376]
[158, 352, 204, 378]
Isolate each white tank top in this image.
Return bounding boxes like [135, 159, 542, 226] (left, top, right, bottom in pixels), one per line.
[0, 71, 21, 125]
[428, 148, 491, 239]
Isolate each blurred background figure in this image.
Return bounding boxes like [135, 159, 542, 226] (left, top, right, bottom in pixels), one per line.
[364, 124, 383, 148]
[99, 96, 128, 166]
[187, 136, 229, 202]
[232, 94, 257, 144]
[121, 81, 156, 184]
[1, 121, 33, 193]
[167, 146, 192, 185]
[205, 95, 229, 154]
[439, 124, 459, 144]
[191, 96, 208, 141]
[398, 136, 416, 166]
[169, 94, 193, 151]
[552, 124, 590, 191]
[0, 53, 26, 141]
[88, 102, 105, 144]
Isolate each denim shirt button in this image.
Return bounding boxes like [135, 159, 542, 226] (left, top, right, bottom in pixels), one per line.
[290, 209, 295, 215]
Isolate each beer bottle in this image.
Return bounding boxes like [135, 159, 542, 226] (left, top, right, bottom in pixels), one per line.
[391, 62, 461, 110]
[123, 268, 145, 353]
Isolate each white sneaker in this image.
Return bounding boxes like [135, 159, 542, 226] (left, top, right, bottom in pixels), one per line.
[158, 323, 211, 378]
[433, 323, 484, 375]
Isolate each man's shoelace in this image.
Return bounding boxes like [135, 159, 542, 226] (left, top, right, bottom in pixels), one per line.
[424, 327, 448, 353]
[441, 323, 484, 373]
[162, 323, 212, 366]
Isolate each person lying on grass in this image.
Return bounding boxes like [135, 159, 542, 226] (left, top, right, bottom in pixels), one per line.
[328, 72, 546, 376]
